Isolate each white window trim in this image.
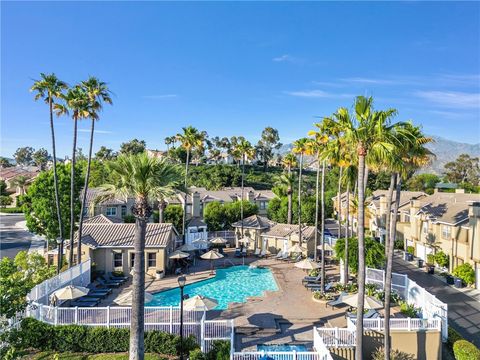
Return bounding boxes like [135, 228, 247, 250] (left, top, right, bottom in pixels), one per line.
[106, 207, 117, 216]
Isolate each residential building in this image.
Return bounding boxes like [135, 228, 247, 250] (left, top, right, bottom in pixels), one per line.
[0, 165, 40, 204]
[70, 214, 179, 277]
[84, 188, 135, 220]
[397, 189, 480, 288]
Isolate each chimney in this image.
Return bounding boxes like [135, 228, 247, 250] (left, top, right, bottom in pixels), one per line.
[248, 190, 255, 203]
[192, 191, 201, 218]
[455, 189, 465, 194]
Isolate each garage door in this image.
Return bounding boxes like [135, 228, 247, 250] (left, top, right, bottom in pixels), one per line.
[416, 244, 426, 261]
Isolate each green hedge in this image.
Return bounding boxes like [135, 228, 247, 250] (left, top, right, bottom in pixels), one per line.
[23, 352, 174, 360]
[453, 263, 475, 286]
[453, 340, 480, 360]
[4, 318, 198, 355]
[0, 207, 22, 213]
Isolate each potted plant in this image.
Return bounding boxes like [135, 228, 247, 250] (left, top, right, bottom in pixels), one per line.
[426, 254, 435, 274]
[155, 269, 164, 280]
[405, 246, 415, 261]
[452, 263, 475, 289]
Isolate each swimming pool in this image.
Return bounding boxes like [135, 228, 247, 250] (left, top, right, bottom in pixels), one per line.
[148, 265, 278, 310]
[257, 344, 308, 352]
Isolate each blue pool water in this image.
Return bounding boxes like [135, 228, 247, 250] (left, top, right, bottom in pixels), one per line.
[148, 265, 278, 310]
[257, 344, 307, 352]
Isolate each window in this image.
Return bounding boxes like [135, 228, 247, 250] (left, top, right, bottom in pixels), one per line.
[442, 225, 451, 239]
[130, 253, 135, 268]
[121, 205, 127, 217]
[404, 214, 410, 223]
[260, 201, 266, 210]
[422, 222, 428, 234]
[113, 252, 123, 268]
[106, 207, 117, 216]
[147, 253, 157, 267]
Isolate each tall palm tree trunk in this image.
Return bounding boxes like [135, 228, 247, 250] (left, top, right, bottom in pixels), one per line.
[182, 149, 190, 243]
[241, 153, 245, 237]
[287, 165, 292, 225]
[130, 206, 147, 360]
[337, 166, 343, 240]
[68, 116, 78, 267]
[297, 154, 304, 242]
[77, 119, 95, 265]
[363, 166, 369, 194]
[320, 160, 326, 294]
[384, 173, 396, 262]
[313, 155, 320, 261]
[384, 173, 402, 360]
[355, 151, 367, 360]
[343, 182, 350, 285]
[49, 98, 64, 273]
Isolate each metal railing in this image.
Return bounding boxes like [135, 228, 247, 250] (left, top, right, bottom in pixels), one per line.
[351, 318, 442, 331]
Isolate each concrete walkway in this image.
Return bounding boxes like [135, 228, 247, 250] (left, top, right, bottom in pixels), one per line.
[393, 255, 480, 347]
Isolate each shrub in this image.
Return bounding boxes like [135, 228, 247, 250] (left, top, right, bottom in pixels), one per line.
[206, 340, 230, 360]
[312, 291, 335, 301]
[447, 326, 463, 349]
[54, 325, 88, 352]
[453, 340, 480, 360]
[122, 214, 135, 223]
[372, 347, 415, 360]
[308, 268, 320, 277]
[394, 239, 404, 250]
[190, 348, 206, 360]
[365, 283, 378, 296]
[426, 254, 435, 265]
[434, 251, 449, 268]
[83, 327, 129, 353]
[453, 263, 475, 286]
[0, 206, 21, 213]
[399, 301, 420, 318]
[407, 246, 414, 255]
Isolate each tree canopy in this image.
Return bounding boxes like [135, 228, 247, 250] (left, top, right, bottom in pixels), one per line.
[204, 200, 258, 230]
[13, 147, 34, 166]
[119, 138, 147, 156]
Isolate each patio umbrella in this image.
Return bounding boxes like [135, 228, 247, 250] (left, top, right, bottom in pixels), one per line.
[342, 293, 383, 310]
[178, 244, 197, 252]
[288, 244, 306, 254]
[200, 250, 224, 273]
[238, 237, 252, 245]
[114, 290, 154, 306]
[192, 239, 209, 248]
[210, 237, 227, 245]
[169, 250, 190, 259]
[183, 295, 218, 311]
[295, 258, 320, 271]
[50, 285, 89, 301]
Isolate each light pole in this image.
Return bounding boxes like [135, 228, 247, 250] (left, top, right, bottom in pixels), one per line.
[178, 275, 187, 360]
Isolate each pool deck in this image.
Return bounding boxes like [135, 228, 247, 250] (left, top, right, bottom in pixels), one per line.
[97, 249, 361, 351]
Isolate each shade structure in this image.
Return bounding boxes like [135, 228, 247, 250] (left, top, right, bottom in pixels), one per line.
[178, 244, 197, 252]
[183, 295, 218, 311]
[238, 237, 252, 244]
[200, 250, 224, 260]
[210, 237, 227, 245]
[114, 290, 154, 306]
[342, 293, 383, 310]
[192, 239, 209, 247]
[51, 285, 89, 301]
[288, 244, 306, 254]
[317, 243, 334, 251]
[169, 250, 190, 259]
[295, 258, 321, 270]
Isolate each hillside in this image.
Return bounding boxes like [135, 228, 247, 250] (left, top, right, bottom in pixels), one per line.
[278, 136, 480, 175]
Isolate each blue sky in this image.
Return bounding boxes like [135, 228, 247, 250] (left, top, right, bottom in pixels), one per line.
[2, 1, 479, 158]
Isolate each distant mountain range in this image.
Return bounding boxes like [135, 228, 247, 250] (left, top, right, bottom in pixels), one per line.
[278, 136, 480, 175]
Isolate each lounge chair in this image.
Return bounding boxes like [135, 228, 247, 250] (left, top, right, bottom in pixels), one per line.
[275, 251, 284, 260]
[109, 272, 128, 282]
[87, 290, 110, 299]
[326, 292, 347, 309]
[70, 300, 99, 307]
[281, 253, 291, 261]
[259, 250, 267, 258]
[97, 278, 122, 288]
[302, 274, 321, 284]
[73, 297, 100, 304]
[104, 274, 126, 284]
[254, 249, 261, 257]
[234, 248, 241, 257]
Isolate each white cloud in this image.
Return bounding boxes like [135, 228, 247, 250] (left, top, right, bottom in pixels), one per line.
[272, 54, 293, 62]
[414, 91, 480, 109]
[78, 129, 112, 134]
[284, 90, 354, 99]
[142, 94, 178, 99]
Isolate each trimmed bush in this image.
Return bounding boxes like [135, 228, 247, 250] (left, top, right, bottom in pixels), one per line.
[434, 251, 449, 268]
[190, 348, 206, 360]
[407, 246, 415, 255]
[399, 301, 420, 318]
[8, 318, 198, 355]
[372, 347, 415, 360]
[453, 340, 480, 360]
[453, 263, 475, 286]
[206, 340, 231, 360]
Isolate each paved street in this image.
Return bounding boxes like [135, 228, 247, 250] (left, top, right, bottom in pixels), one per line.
[393, 255, 480, 347]
[0, 214, 43, 259]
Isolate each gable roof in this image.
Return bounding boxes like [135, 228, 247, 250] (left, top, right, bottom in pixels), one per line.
[187, 217, 207, 228]
[73, 223, 176, 249]
[261, 223, 318, 240]
[84, 214, 124, 224]
[231, 214, 276, 229]
[85, 188, 127, 208]
[368, 190, 427, 209]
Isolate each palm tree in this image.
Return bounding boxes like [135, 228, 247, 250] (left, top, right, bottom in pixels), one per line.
[76, 77, 112, 264]
[30, 73, 68, 273]
[97, 153, 183, 360]
[235, 138, 256, 237]
[176, 126, 204, 240]
[343, 96, 398, 359]
[341, 163, 357, 284]
[292, 138, 310, 244]
[281, 153, 297, 224]
[55, 86, 91, 267]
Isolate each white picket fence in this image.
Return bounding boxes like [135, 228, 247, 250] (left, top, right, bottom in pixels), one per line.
[314, 327, 356, 348]
[348, 317, 441, 332]
[232, 352, 331, 360]
[28, 259, 91, 304]
[365, 267, 448, 340]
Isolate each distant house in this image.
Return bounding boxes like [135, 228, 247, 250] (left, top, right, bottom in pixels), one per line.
[0, 166, 40, 204]
[69, 215, 179, 277]
[84, 188, 135, 220]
